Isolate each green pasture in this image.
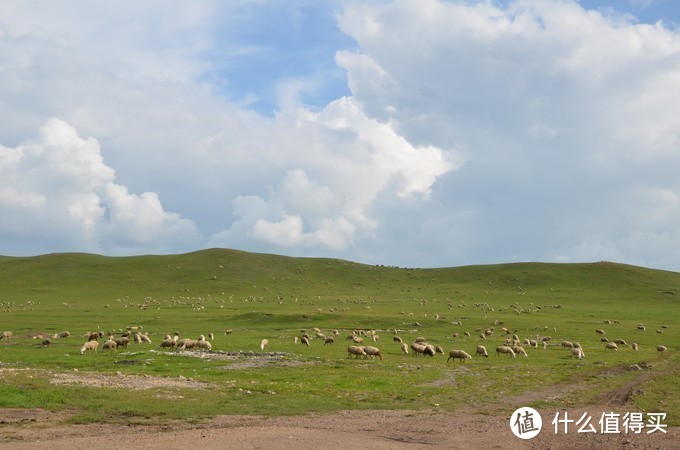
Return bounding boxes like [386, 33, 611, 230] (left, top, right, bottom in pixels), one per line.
[0, 249, 678, 425]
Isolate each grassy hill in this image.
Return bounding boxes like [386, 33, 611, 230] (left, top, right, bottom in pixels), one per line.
[0, 249, 678, 424]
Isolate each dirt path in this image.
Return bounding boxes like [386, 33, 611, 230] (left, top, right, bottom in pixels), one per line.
[0, 407, 677, 449]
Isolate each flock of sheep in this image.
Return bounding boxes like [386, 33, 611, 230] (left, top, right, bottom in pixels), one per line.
[0, 318, 670, 367]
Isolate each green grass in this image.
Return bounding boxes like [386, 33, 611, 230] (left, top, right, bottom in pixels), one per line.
[0, 250, 679, 425]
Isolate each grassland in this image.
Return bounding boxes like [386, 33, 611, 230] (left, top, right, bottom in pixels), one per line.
[0, 249, 678, 425]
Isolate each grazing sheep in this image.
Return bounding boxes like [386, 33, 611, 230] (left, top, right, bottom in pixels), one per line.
[601, 337, 609, 342]
[54, 331, 70, 339]
[115, 337, 129, 349]
[177, 338, 197, 350]
[401, 342, 409, 355]
[496, 346, 516, 357]
[197, 340, 212, 351]
[614, 339, 627, 346]
[208, 332, 214, 340]
[364, 346, 383, 360]
[447, 350, 472, 362]
[656, 345, 667, 352]
[41, 339, 51, 348]
[561, 340, 574, 349]
[513, 346, 528, 357]
[260, 339, 269, 351]
[347, 345, 367, 359]
[632, 342, 639, 351]
[80, 340, 99, 354]
[596, 329, 606, 335]
[637, 325, 646, 331]
[605, 342, 618, 351]
[434, 345, 445, 355]
[138, 333, 152, 344]
[301, 336, 310, 346]
[294, 336, 298, 344]
[0, 331, 13, 340]
[86, 331, 103, 342]
[159, 338, 176, 349]
[352, 336, 364, 344]
[411, 343, 435, 356]
[102, 338, 117, 351]
[476, 345, 488, 357]
[393, 336, 403, 343]
[414, 337, 427, 344]
[324, 337, 334, 345]
[571, 347, 584, 359]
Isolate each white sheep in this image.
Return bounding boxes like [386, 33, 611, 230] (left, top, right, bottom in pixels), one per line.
[0, 331, 13, 340]
[301, 336, 310, 346]
[54, 331, 70, 339]
[561, 340, 574, 349]
[496, 346, 516, 357]
[80, 340, 99, 354]
[447, 349, 472, 362]
[363, 346, 383, 360]
[159, 338, 176, 349]
[197, 340, 212, 351]
[260, 339, 269, 351]
[632, 342, 639, 351]
[596, 329, 606, 335]
[324, 337, 334, 345]
[434, 345, 445, 355]
[656, 345, 667, 352]
[401, 342, 409, 355]
[393, 336, 403, 343]
[347, 345, 367, 359]
[571, 347, 584, 359]
[513, 345, 528, 357]
[476, 345, 488, 357]
[605, 342, 618, 351]
[102, 338, 117, 351]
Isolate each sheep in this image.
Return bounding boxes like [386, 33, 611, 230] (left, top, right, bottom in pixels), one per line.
[352, 336, 364, 344]
[411, 343, 434, 356]
[656, 345, 667, 352]
[159, 337, 176, 349]
[393, 336, 403, 343]
[54, 331, 70, 339]
[324, 337, 334, 345]
[364, 346, 383, 360]
[80, 340, 99, 354]
[177, 338, 197, 350]
[605, 342, 618, 351]
[0, 331, 13, 340]
[41, 339, 51, 348]
[476, 345, 488, 357]
[414, 337, 427, 344]
[102, 338, 117, 351]
[347, 345, 367, 359]
[86, 331, 103, 342]
[561, 340, 574, 349]
[208, 332, 214, 340]
[301, 336, 310, 346]
[632, 342, 639, 351]
[513, 346, 528, 357]
[496, 346, 516, 357]
[614, 339, 627, 346]
[601, 337, 609, 343]
[136, 332, 152, 344]
[197, 340, 212, 351]
[447, 350, 472, 362]
[434, 345, 445, 355]
[571, 347, 584, 359]
[260, 339, 269, 351]
[596, 329, 606, 335]
[115, 337, 129, 349]
[294, 336, 298, 344]
[637, 325, 646, 331]
[401, 342, 409, 355]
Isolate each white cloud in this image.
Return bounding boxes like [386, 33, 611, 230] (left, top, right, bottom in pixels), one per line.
[0, 119, 201, 255]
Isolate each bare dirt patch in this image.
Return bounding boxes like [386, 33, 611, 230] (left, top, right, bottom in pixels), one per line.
[49, 371, 210, 390]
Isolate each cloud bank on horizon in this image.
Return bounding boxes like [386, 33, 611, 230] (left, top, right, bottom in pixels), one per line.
[1, 0, 679, 270]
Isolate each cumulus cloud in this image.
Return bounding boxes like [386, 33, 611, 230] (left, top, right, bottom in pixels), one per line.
[332, 0, 680, 269]
[0, 119, 201, 255]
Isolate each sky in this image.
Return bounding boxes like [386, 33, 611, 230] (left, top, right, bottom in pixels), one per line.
[1, 0, 680, 271]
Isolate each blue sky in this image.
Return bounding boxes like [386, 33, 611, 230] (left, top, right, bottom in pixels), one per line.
[1, 0, 680, 271]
